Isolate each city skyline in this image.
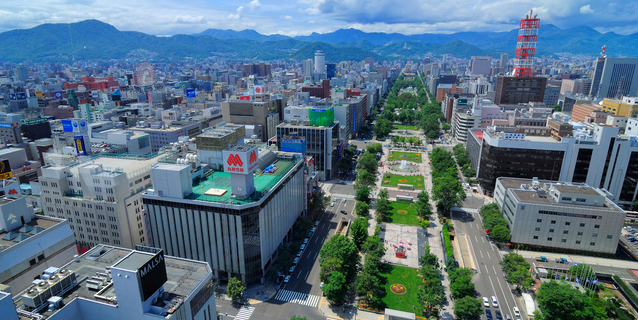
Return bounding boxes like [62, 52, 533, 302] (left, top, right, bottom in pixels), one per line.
[1, 0, 637, 37]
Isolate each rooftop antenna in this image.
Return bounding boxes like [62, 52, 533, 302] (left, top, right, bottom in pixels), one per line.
[600, 43, 607, 58]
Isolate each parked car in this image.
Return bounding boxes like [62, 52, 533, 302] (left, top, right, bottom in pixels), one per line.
[293, 257, 300, 264]
[284, 275, 291, 283]
[303, 238, 309, 244]
[483, 297, 490, 307]
[513, 307, 520, 317]
[341, 210, 347, 214]
[491, 296, 499, 308]
[289, 265, 295, 273]
[300, 244, 306, 250]
[495, 311, 503, 320]
[486, 310, 493, 320]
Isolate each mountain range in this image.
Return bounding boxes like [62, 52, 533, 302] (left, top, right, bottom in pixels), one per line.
[0, 20, 635, 62]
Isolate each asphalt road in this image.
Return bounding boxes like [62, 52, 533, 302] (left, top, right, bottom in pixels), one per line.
[452, 208, 528, 320]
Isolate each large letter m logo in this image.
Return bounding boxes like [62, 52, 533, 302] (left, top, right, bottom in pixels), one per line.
[227, 154, 243, 166]
[249, 150, 257, 165]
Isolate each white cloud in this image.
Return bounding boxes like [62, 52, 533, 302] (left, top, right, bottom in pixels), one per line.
[283, 15, 292, 20]
[228, 6, 244, 20]
[248, 0, 261, 10]
[580, 5, 595, 14]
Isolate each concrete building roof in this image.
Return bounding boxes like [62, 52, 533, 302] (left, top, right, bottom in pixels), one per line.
[0, 215, 60, 251]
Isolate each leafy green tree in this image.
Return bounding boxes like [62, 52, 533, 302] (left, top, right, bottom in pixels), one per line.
[417, 190, 429, 203]
[432, 175, 466, 216]
[355, 201, 370, 217]
[290, 317, 307, 320]
[374, 117, 394, 137]
[500, 253, 530, 275]
[482, 214, 508, 231]
[420, 219, 430, 229]
[536, 281, 606, 320]
[491, 225, 510, 243]
[378, 188, 389, 200]
[415, 199, 431, 220]
[550, 104, 562, 112]
[350, 217, 368, 250]
[366, 143, 383, 154]
[441, 123, 451, 131]
[319, 235, 360, 283]
[479, 203, 500, 217]
[462, 166, 476, 177]
[631, 200, 638, 211]
[417, 265, 446, 318]
[356, 153, 378, 174]
[419, 245, 439, 268]
[449, 267, 474, 283]
[355, 188, 371, 204]
[450, 275, 475, 299]
[354, 169, 376, 191]
[454, 296, 483, 320]
[355, 271, 381, 303]
[507, 265, 535, 290]
[227, 277, 245, 302]
[323, 271, 348, 303]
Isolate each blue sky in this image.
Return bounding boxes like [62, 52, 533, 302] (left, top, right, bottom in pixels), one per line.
[1, 0, 637, 36]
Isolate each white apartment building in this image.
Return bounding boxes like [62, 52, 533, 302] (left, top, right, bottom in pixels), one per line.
[495, 177, 625, 254]
[39, 154, 164, 250]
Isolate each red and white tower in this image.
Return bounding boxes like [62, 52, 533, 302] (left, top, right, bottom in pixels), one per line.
[512, 10, 540, 78]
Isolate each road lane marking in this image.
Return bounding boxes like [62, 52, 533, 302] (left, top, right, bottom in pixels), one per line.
[487, 252, 491, 260]
[480, 251, 484, 259]
[495, 274, 512, 315]
[314, 252, 318, 260]
[493, 265, 497, 274]
[485, 265, 489, 273]
[305, 271, 310, 280]
[481, 237, 485, 243]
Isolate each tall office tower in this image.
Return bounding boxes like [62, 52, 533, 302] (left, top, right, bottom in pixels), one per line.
[512, 10, 540, 78]
[303, 59, 313, 77]
[314, 50, 325, 74]
[500, 53, 508, 68]
[589, 44, 607, 98]
[470, 56, 492, 76]
[326, 63, 336, 79]
[15, 65, 28, 81]
[364, 57, 374, 67]
[590, 57, 638, 99]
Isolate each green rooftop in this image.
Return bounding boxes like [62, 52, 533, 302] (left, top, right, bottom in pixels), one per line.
[188, 159, 299, 205]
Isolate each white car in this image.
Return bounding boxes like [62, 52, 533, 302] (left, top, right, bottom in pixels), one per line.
[330, 202, 335, 207]
[311, 227, 316, 233]
[289, 265, 295, 273]
[300, 244, 306, 250]
[491, 296, 499, 308]
[284, 275, 291, 283]
[483, 297, 490, 307]
[342, 199, 347, 203]
[513, 307, 520, 317]
[314, 221, 320, 227]
[293, 257, 300, 264]
[303, 238, 309, 244]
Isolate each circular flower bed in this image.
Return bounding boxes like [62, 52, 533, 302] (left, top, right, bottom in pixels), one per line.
[417, 184, 423, 187]
[390, 284, 406, 295]
[417, 178, 422, 181]
[399, 179, 408, 183]
[383, 180, 391, 183]
[397, 210, 408, 215]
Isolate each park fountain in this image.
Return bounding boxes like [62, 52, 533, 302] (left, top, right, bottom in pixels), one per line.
[399, 160, 408, 170]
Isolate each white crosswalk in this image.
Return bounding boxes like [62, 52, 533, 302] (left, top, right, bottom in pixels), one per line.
[273, 289, 321, 307]
[235, 306, 255, 320]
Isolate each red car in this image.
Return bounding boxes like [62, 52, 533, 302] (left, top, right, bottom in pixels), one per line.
[485, 229, 490, 235]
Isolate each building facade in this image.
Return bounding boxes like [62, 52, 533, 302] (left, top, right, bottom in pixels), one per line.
[494, 177, 625, 254]
[494, 76, 547, 105]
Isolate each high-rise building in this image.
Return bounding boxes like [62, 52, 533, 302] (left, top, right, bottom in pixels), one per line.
[144, 149, 305, 283]
[469, 56, 492, 76]
[544, 84, 561, 106]
[39, 154, 163, 250]
[590, 57, 638, 99]
[314, 50, 325, 74]
[221, 98, 286, 141]
[277, 121, 340, 180]
[326, 63, 336, 79]
[500, 53, 508, 68]
[15, 65, 28, 82]
[467, 123, 638, 207]
[303, 59, 313, 77]
[494, 76, 547, 105]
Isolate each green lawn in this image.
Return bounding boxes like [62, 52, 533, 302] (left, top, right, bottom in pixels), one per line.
[384, 201, 421, 226]
[389, 151, 422, 163]
[395, 124, 417, 130]
[365, 264, 423, 316]
[381, 174, 425, 189]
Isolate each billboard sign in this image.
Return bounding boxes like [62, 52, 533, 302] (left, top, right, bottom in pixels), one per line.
[0, 122, 13, 129]
[186, 89, 196, 98]
[137, 250, 168, 301]
[4, 181, 20, 198]
[62, 119, 73, 132]
[74, 135, 87, 156]
[222, 146, 258, 174]
[35, 90, 42, 97]
[20, 118, 48, 126]
[239, 95, 251, 101]
[28, 89, 35, 97]
[281, 138, 306, 154]
[0, 159, 13, 181]
[110, 86, 121, 96]
[54, 91, 63, 99]
[64, 119, 88, 133]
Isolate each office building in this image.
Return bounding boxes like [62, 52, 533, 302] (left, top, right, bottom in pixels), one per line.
[452, 98, 483, 143]
[0, 194, 76, 296]
[39, 153, 164, 250]
[195, 123, 246, 170]
[16, 65, 29, 82]
[500, 53, 508, 68]
[303, 59, 313, 77]
[0, 148, 42, 184]
[314, 50, 325, 74]
[494, 177, 625, 254]
[301, 79, 331, 99]
[558, 94, 592, 113]
[429, 74, 457, 95]
[560, 79, 585, 95]
[0, 122, 23, 145]
[277, 121, 340, 180]
[143, 148, 305, 283]
[590, 57, 638, 99]
[436, 84, 463, 103]
[467, 123, 638, 207]
[1, 246, 215, 320]
[601, 96, 638, 118]
[543, 85, 560, 107]
[131, 121, 201, 153]
[468, 78, 492, 96]
[221, 98, 286, 142]
[469, 56, 492, 76]
[494, 76, 547, 105]
[570, 103, 606, 123]
[241, 62, 271, 77]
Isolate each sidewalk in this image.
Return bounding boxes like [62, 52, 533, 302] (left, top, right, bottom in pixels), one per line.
[215, 281, 279, 305]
